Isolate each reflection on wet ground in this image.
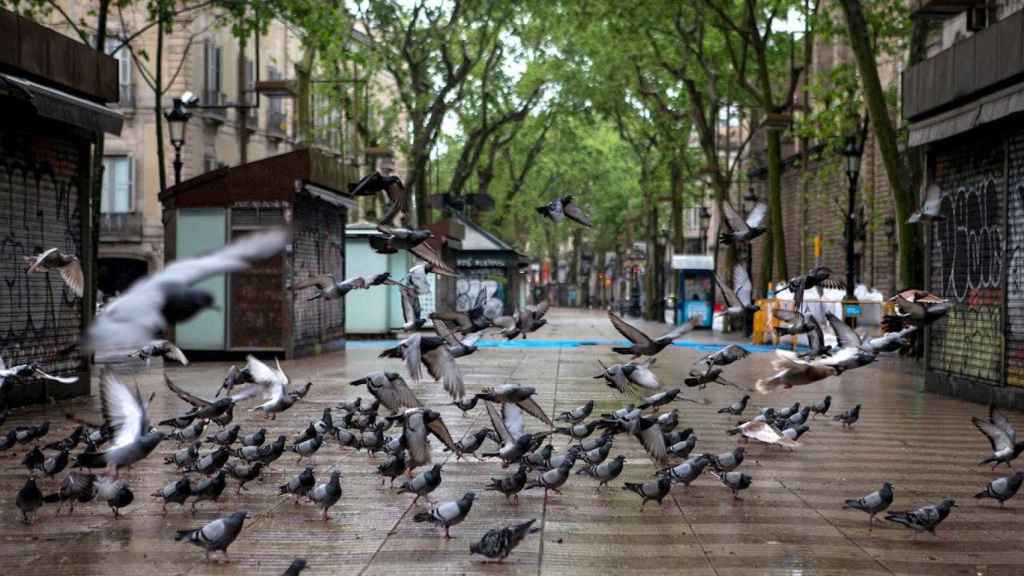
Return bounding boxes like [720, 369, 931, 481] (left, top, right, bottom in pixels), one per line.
[0, 308, 1020, 575]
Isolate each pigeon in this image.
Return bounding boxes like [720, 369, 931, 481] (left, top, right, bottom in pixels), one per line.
[24, 247, 84, 296]
[658, 455, 710, 487]
[40, 449, 70, 477]
[189, 446, 230, 475]
[754, 350, 838, 393]
[377, 451, 408, 486]
[350, 169, 402, 199]
[525, 458, 575, 494]
[833, 405, 861, 429]
[577, 454, 626, 488]
[447, 429, 492, 460]
[175, 510, 251, 561]
[667, 435, 698, 459]
[727, 421, 798, 448]
[974, 471, 1024, 506]
[433, 318, 483, 358]
[380, 333, 464, 400]
[579, 432, 615, 452]
[482, 401, 549, 467]
[172, 420, 209, 444]
[152, 477, 192, 513]
[908, 183, 944, 223]
[522, 444, 554, 470]
[282, 558, 308, 575]
[350, 372, 421, 414]
[358, 423, 388, 456]
[556, 400, 595, 424]
[784, 266, 837, 309]
[165, 442, 201, 469]
[598, 409, 668, 464]
[638, 388, 685, 411]
[241, 428, 267, 447]
[772, 309, 813, 337]
[307, 470, 342, 521]
[189, 471, 227, 514]
[95, 475, 134, 517]
[334, 427, 359, 448]
[884, 289, 951, 330]
[16, 477, 43, 524]
[719, 395, 750, 416]
[866, 326, 918, 354]
[818, 313, 878, 373]
[475, 385, 553, 426]
[161, 375, 236, 427]
[810, 395, 832, 417]
[243, 357, 311, 419]
[373, 224, 434, 252]
[716, 264, 759, 320]
[130, 339, 189, 366]
[657, 409, 680, 433]
[22, 447, 44, 472]
[225, 461, 264, 493]
[13, 421, 50, 445]
[708, 447, 745, 473]
[388, 407, 458, 470]
[719, 199, 767, 244]
[45, 425, 85, 452]
[291, 272, 395, 301]
[697, 344, 750, 370]
[799, 316, 832, 360]
[579, 441, 613, 466]
[72, 371, 165, 476]
[85, 228, 287, 351]
[712, 471, 753, 499]
[217, 364, 255, 398]
[973, 406, 1024, 469]
[623, 477, 672, 508]
[279, 466, 316, 504]
[448, 396, 481, 417]
[471, 519, 540, 561]
[0, 359, 79, 391]
[595, 359, 661, 394]
[684, 366, 744, 390]
[413, 492, 477, 538]
[42, 470, 96, 514]
[254, 435, 288, 465]
[536, 196, 592, 227]
[543, 446, 580, 471]
[608, 311, 700, 357]
[844, 482, 894, 525]
[398, 463, 443, 504]
[289, 435, 324, 462]
[885, 498, 955, 534]
[782, 406, 812, 428]
[430, 290, 495, 336]
[485, 463, 530, 504]
[208, 425, 240, 447]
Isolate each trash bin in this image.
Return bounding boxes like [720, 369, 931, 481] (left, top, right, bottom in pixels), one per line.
[671, 255, 715, 329]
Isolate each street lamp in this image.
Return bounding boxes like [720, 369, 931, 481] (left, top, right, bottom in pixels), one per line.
[699, 205, 711, 253]
[164, 96, 193, 185]
[841, 135, 863, 327]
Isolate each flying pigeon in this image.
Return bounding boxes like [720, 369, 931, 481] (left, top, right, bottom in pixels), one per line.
[0, 358, 78, 391]
[85, 228, 287, 351]
[715, 264, 759, 320]
[754, 350, 838, 393]
[486, 464, 529, 503]
[433, 319, 482, 358]
[974, 406, 1024, 469]
[398, 463, 444, 504]
[623, 477, 672, 508]
[697, 344, 750, 370]
[684, 366, 744, 391]
[493, 304, 549, 340]
[783, 266, 838, 309]
[130, 339, 189, 366]
[608, 311, 700, 357]
[908, 184, 944, 224]
[350, 372, 422, 414]
[430, 289, 496, 335]
[175, 510, 251, 561]
[885, 498, 955, 534]
[719, 200, 767, 244]
[447, 429, 493, 460]
[475, 385, 553, 426]
[240, 356, 311, 419]
[291, 272, 395, 301]
[798, 316, 832, 360]
[844, 481, 893, 525]
[884, 289, 951, 331]
[307, 470, 342, 521]
[388, 407, 459, 470]
[471, 518, 540, 561]
[414, 491, 477, 538]
[772, 308, 813, 337]
[536, 196, 592, 227]
[595, 358, 661, 394]
[481, 402, 549, 467]
[24, 248, 84, 297]
[380, 333, 464, 400]
[974, 471, 1024, 506]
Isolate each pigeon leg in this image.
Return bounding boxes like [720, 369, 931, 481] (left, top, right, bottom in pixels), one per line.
[191, 502, 197, 516]
[444, 526, 452, 539]
[205, 551, 210, 562]
[162, 503, 167, 514]
[322, 508, 329, 522]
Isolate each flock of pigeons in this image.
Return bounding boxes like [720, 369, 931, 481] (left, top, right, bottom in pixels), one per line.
[0, 174, 1019, 572]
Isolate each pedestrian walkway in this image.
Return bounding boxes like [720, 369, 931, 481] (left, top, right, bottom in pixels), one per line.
[0, 308, 1018, 575]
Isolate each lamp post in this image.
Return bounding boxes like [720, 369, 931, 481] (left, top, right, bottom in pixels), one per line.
[164, 97, 192, 185]
[699, 205, 711, 254]
[841, 135, 863, 328]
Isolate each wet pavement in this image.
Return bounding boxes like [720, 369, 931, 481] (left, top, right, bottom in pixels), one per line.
[0, 307, 1021, 575]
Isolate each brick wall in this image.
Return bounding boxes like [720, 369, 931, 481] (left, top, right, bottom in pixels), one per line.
[290, 195, 346, 355]
[0, 122, 88, 403]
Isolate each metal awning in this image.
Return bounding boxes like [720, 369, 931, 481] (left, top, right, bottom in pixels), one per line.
[0, 73, 122, 135]
[908, 80, 1024, 147]
[299, 181, 358, 209]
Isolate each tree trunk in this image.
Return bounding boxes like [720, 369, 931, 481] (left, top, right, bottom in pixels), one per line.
[644, 164, 659, 321]
[670, 159, 684, 253]
[766, 128, 787, 284]
[155, 8, 167, 195]
[838, 0, 920, 287]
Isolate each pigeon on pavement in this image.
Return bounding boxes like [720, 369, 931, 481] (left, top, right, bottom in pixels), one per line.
[16, 477, 43, 524]
[486, 464, 529, 504]
[623, 477, 672, 508]
[153, 477, 192, 513]
[885, 498, 956, 535]
[576, 454, 626, 488]
[189, 471, 227, 514]
[471, 519, 540, 561]
[844, 481, 894, 525]
[810, 395, 832, 417]
[413, 492, 477, 538]
[712, 471, 753, 499]
[308, 470, 342, 521]
[398, 463, 443, 504]
[974, 471, 1024, 506]
[279, 466, 316, 504]
[833, 404, 862, 429]
[719, 395, 750, 416]
[175, 510, 251, 561]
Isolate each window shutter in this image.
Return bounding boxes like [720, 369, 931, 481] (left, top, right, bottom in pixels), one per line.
[127, 156, 135, 212]
[204, 40, 212, 103]
[215, 46, 223, 101]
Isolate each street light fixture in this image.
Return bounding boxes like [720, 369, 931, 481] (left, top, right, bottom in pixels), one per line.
[164, 96, 193, 185]
[699, 205, 711, 253]
[840, 135, 863, 327]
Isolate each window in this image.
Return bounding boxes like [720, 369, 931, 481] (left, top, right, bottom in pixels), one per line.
[204, 40, 223, 108]
[243, 57, 256, 124]
[101, 156, 133, 213]
[685, 207, 700, 230]
[103, 38, 132, 105]
[266, 66, 287, 135]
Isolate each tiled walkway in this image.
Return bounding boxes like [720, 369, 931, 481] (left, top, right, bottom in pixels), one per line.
[0, 308, 1020, 575]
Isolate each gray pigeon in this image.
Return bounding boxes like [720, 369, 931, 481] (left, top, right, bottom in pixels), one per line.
[486, 464, 529, 503]
[172, 420, 208, 444]
[471, 519, 540, 561]
[885, 498, 955, 534]
[525, 459, 574, 494]
[974, 471, 1024, 506]
[207, 425, 240, 447]
[225, 461, 264, 493]
[189, 471, 227, 514]
[377, 451, 407, 486]
[908, 184, 944, 223]
[623, 477, 672, 508]
[241, 428, 266, 447]
[152, 477, 192, 513]
[719, 199, 767, 244]
[308, 470, 342, 521]
[697, 344, 750, 369]
[708, 447, 745, 473]
[398, 463, 443, 504]
[413, 492, 476, 538]
[41, 471, 96, 515]
[165, 442, 201, 469]
[555, 421, 601, 442]
[658, 455, 710, 487]
[667, 436, 698, 459]
[810, 395, 831, 417]
[556, 400, 595, 424]
[175, 510, 251, 561]
[580, 442, 613, 466]
[289, 435, 324, 462]
[718, 395, 750, 416]
[844, 481, 893, 525]
[609, 311, 700, 357]
[713, 471, 752, 499]
[279, 466, 316, 504]
[537, 195, 592, 227]
[974, 406, 1024, 469]
[833, 405, 861, 429]
[190, 446, 230, 475]
[282, 558, 307, 575]
[447, 429, 491, 460]
[576, 454, 626, 488]
[657, 409, 680, 433]
[16, 477, 43, 524]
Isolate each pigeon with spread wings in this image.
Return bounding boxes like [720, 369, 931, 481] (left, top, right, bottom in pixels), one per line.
[379, 333, 465, 400]
[595, 358, 661, 395]
[160, 375, 253, 428]
[716, 264, 759, 320]
[433, 319, 481, 358]
[536, 196, 592, 227]
[291, 272, 395, 301]
[131, 339, 189, 367]
[475, 385, 553, 427]
[481, 402, 549, 467]
[908, 184, 945, 224]
[431, 289, 495, 336]
[24, 248, 84, 298]
[398, 282, 426, 331]
[608, 311, 700, 357]
[349, 371, 422, 414]
[388, 407, 460, 470]
[973, 406, 1024, 469]
[84, 228, 288, 351]
[0, 357, 78, 392]
[719, 200, 767, 244]
[241, 356, 311, 419]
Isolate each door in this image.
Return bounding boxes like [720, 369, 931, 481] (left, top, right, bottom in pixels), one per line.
[175, 208, 227, 349]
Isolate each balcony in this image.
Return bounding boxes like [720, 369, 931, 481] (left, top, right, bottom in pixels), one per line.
[99, 212, 143, 243]
[903, 9, 1024, 121]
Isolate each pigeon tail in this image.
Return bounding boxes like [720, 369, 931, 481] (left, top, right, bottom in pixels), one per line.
[174, 529, 194, 542]
[73, 451, 106, 469]
[611, 346, 636, 355]
[621, 482, 643, 496]
[725, 428, 741, 436]
[412, 511, 432, 523]
[973, 489, 989, 499]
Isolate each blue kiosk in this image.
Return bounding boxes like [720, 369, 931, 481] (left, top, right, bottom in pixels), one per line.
[672, 255, 715, 329]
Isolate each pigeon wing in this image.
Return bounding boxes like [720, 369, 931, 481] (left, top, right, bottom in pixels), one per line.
[974, 416, 1011, 452]
[503, 403, 526, 440]
[627, 363, 661, 390]
[745, 201, 768, 228]
[733, 264, 752, 306]
[563, 199, 593, 227]
[163, 341, 190, 365]
[659, 315, 699, 340]
[101, 371, 146, 450]
[432, 311, 472, 333]
[721, 200, 749, 233]
[825, 312, 863, 348]
[164, 375, 210, 408]
[515, 397, 553, 426]
[383, 375, 422, 410]
[410, 242, 456, 276]
[60, 260, 84, 298]
[772, 309, 803, 324]
[427, 416, 459, 453]
[990, 406, 1017, 443]
[608, 311, 653, 347]
[485, 401, 512, 444]
[637, 422, 667, 461]
[715, 273, 743, 308]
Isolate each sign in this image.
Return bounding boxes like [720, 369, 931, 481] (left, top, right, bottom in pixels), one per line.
[419, 275, 437, 326]
[844, 303, 862, 317]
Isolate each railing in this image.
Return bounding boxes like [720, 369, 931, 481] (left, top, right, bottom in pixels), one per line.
[99, 212, 143, 242]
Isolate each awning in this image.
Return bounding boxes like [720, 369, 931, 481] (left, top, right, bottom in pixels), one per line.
[300, 181, 357, 209]
[0, 73, 122, 135]
[908, 80, 1024, 147]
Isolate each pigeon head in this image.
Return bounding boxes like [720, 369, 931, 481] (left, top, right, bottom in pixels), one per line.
[613, 455, 626, 464]
[462, 491, 477, 502]
[431, 463, 443, 475]
[329, 470, 342, 481]
[162, 287, 216, 325]
[939, 498, 956, 510]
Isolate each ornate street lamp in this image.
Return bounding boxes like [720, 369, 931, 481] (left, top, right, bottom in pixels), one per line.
[841, 135, 863, 327]
[164, 95, 193, 185]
